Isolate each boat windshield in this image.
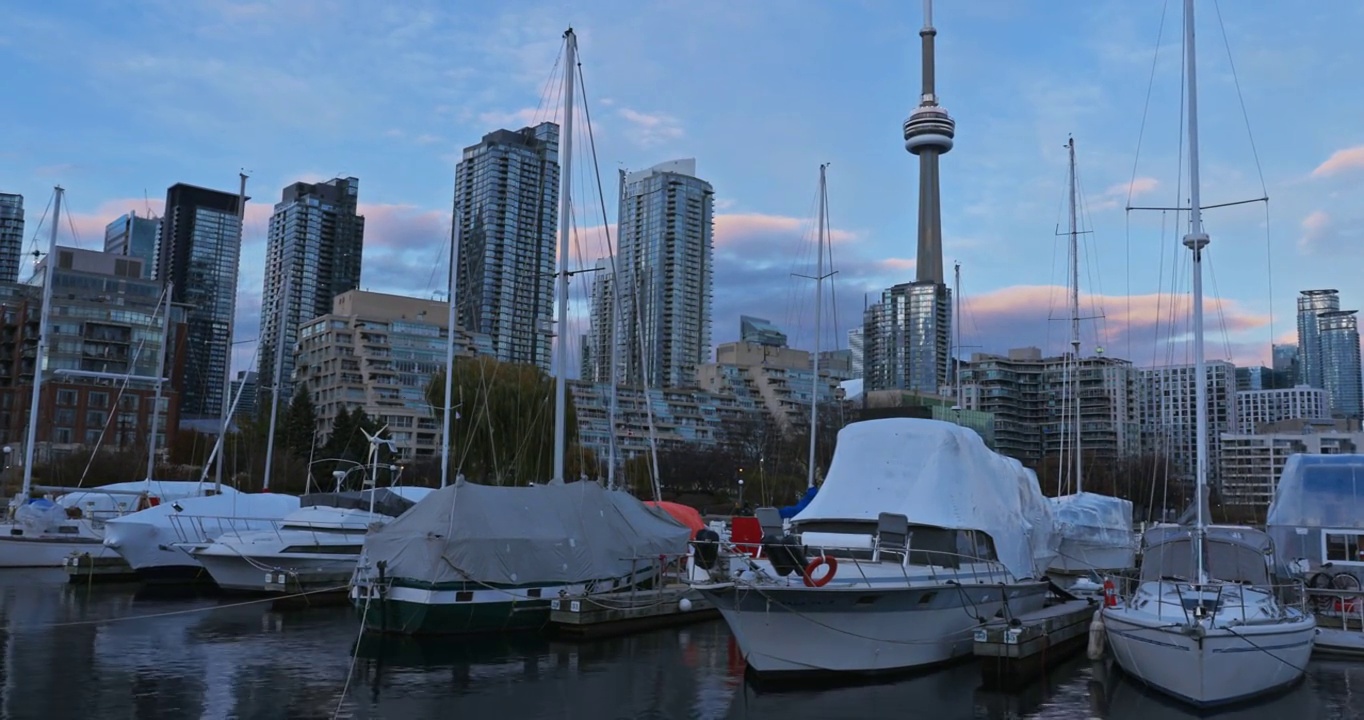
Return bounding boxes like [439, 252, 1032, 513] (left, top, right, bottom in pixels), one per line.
[1140, 537, 1270, 586]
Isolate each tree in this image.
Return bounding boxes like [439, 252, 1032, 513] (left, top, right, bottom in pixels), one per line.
[281, 385, 318, 461]
[425, 356, 579, 485]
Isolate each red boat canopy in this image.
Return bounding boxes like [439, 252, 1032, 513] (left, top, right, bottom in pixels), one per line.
[645, 501, 706, 537]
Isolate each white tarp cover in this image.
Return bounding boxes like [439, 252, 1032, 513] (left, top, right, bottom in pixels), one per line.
[361, 479, 692, 587]
[57, 481, 236, 514]
[793, 418, 1057, 580]
[1049, 491, 1135, 548]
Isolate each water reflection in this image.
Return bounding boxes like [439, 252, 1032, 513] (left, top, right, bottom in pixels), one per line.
[0, 569, 1359, 720]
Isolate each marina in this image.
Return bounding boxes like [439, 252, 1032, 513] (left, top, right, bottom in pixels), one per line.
[0, 569, 1361, 719]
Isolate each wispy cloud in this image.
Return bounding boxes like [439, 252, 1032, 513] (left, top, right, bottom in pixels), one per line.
[617, 108, 684, 147]
[714, 212, 857, 248]
[1311, 146, 1364, 178]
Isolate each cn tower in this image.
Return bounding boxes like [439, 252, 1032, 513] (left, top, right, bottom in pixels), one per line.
[903, 0, 955, 285]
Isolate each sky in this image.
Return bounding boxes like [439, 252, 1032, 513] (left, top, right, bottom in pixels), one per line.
[2, 0, 1362, 379]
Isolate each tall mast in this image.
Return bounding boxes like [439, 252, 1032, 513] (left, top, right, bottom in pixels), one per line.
[261, 272, 290, 492]
[145, 281, 173, 487]
[216, 172, 247, 493]
[1067, 137, 1083, 494]
[1182, 0, 1210, 585]
[607, 171, 626, 491]
[21, 186, 62, 498]
[442, 202, 461, 488]
[552, 28, 577, 483]
[954, 261, 962, 408]
[807, 165, 827, 490]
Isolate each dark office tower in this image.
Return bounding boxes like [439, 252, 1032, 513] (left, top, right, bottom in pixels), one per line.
[257, 177, 364, 407]
[0, 193, 23, 283]
[453, 123, 560, 370]
[157, 183, 245, 421]
[104, 211, 160, 279]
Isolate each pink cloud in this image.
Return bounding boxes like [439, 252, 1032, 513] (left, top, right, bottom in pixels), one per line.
[1296, 210, 1332, 253]
[714, 212, 857, 248]
[879, 257, 916, 272]
[959, 284, 1274, 367]
[1311, 146, 1364, 178]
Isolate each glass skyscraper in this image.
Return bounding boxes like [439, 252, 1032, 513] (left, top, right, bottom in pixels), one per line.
[1318, 309, 1363, 420]
[1297, 289, 1339, 388]
[610, 159, 714, 389]
[258, 177, 364, 408]
[104, 211, 160, 279]
[158, 183, 245, 421]
[453, 123, 560, 370]
[0, 193, 23, 284]
[862, 281, 952, 394]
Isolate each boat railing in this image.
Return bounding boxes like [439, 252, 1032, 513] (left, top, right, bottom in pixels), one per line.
[713, 533, 1013, 589]
[1303, 585, 1364, 630]
[1144, 578, 1313, 626]
[167, 513, 299, 544]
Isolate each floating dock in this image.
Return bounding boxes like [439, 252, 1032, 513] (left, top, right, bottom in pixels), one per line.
[973, 598, 1097, 689]
[63, 553, 139, 584]
[549, 585, 718, 639]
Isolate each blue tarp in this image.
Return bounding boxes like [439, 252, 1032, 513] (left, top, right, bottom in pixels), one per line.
[779, 486, 818, 519]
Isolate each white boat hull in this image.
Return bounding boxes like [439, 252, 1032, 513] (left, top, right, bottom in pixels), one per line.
[0, 531, 111, 568]
[703, 581, 1049, 675]
[1102, 609, 1315, 707]
[192, 551, 357, 592]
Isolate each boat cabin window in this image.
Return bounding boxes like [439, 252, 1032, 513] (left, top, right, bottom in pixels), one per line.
[1139, 538, 1269, 585]
[794, 521, 996, 568]
[1324, 531, 1364, 566]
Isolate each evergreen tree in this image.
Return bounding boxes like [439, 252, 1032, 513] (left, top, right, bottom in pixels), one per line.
[281, 385, 318, 460]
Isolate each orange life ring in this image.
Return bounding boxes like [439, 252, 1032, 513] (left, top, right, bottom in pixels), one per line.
[802, 555, 837, 587]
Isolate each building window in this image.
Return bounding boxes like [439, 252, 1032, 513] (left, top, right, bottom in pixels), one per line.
[88, 392, 110, 409]
[1323, 531, 1364, 566]
[56, 390, 78, 407]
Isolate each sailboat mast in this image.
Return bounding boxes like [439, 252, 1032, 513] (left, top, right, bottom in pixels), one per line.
[1067, 137, 1082, 494]
[807, 165, 827, 490]
[954, 261, 962, 408]
[21, 186, 62, 498]
[216, 173, 247, 494]
[1182, 0, 1210, 585]
[262, 272, 291, 492]
[145, 281, 173, 486]
[607, 171, 625, 491]
[442, 203, 461, 488]
[552, 28, 577, 484]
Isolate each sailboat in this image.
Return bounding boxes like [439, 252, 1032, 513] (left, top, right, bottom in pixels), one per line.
[695, 166, 1058, 676]
[1045, 138, 1137, 583]
[1099, 0, 1316, 707]
[0, 186, 219, 568]
[349, 28, 691, 634]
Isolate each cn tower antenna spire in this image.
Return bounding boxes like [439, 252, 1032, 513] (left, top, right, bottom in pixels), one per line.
[904, 0, 955, 285]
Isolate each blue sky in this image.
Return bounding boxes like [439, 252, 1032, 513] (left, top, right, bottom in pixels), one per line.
[2, 0, 1361, 377]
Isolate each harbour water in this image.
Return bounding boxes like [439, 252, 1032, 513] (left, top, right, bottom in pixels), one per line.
[0, 570, 1360, 719]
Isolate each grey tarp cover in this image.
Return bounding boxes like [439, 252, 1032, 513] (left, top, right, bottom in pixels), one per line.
[360, 479, 692, 586]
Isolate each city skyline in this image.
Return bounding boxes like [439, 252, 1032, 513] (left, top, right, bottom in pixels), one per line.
[3, 2, 1363, 380]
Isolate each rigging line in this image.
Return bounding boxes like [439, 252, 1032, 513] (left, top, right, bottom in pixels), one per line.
[1205, 249, 1234, 363]
[1073, 149, 1109, 347]
[1261, 201, 1276, 354]
[534, 36, 568, 126]
[1127, 0, 1170, 365]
